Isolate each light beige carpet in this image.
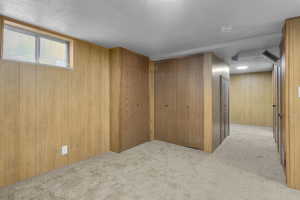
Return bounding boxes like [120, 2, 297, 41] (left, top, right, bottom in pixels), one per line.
[1, 124, 300, 200]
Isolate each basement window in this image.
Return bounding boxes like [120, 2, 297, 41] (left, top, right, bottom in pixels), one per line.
[2, 20, 73, 68]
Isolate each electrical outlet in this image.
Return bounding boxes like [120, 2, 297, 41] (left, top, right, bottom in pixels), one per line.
[61, 145, 68, 155]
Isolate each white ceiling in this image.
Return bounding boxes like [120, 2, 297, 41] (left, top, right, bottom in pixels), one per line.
[0, 0, 299, 72]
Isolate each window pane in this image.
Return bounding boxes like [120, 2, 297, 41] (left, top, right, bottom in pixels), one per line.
[39, 38, 68, 67]
[3, 27, 36, 62]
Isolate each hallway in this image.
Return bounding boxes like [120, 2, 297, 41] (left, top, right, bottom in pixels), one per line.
[215, 124, 284, 183]
[0, 124, 299, 200]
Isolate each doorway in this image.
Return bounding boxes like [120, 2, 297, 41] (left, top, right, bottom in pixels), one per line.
[273, 63, 286, 169]
[220, 76, 230, 142]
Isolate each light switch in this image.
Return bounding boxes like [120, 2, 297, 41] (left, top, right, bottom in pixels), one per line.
[61, 145, 68, 155]
[298, 87, 300, 98]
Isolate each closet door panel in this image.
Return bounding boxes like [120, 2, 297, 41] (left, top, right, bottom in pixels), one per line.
[155, 55, 204, 150]
[155, 60, 178, 143]
[177, 56, 204, 149]
[120, 50, 149, 151]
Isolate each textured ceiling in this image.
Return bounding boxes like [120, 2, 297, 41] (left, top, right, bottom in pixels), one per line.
[0, 0, 299, 71]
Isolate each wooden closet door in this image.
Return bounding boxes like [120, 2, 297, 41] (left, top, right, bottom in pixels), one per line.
[155, 55, 204, 150]
[155, 60, 178, 143]
[177, 56, 203, 149]
[120, 50, 149, 151]
[176, 59, 189, 147]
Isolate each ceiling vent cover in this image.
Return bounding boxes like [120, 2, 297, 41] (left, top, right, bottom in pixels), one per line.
[232, 47, 279, 63]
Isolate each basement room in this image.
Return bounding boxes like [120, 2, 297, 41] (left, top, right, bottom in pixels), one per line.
[1, 0, 300, 199]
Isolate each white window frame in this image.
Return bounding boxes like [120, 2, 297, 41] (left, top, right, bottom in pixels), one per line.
[1, 20, 73, 69]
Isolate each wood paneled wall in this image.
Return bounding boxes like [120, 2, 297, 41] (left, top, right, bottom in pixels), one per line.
[203, 53, 214, 152]
[283, 17, 300, 190]
[230, 72, 273, 127]
[110, 47, 150, 152]
[202, 53, 230, 152]
[149, 61, 155, 140]
[0, 40, 110, 187]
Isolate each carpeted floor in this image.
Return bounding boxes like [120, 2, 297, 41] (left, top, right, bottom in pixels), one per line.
[1, 124, 300, 200]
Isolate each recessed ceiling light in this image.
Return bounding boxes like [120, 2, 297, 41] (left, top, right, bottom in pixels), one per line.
[221, 25, 233, 33]
[236, 66, 248, 70]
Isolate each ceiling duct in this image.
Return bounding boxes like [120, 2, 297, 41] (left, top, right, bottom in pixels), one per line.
[231, 47, 279, 63]
[262, 50, 279, 63]
[231, 49, 265, 61]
